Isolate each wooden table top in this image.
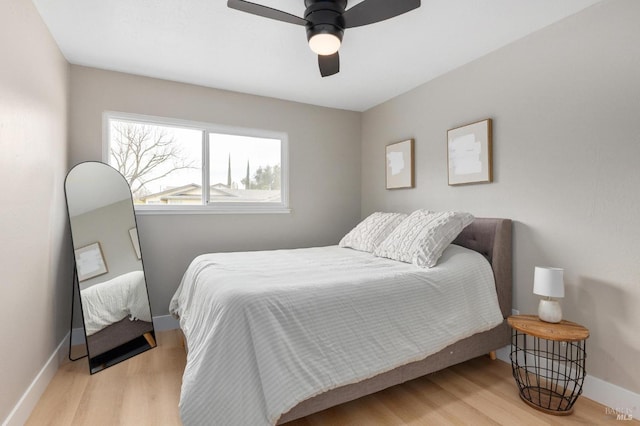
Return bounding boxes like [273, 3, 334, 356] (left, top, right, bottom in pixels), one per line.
[507, 314, 590, 341]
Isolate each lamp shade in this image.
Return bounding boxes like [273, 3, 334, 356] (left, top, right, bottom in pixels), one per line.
[533, 266, 565, 298]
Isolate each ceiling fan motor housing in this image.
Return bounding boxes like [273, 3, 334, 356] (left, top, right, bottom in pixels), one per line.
[304, 0, 346, 44]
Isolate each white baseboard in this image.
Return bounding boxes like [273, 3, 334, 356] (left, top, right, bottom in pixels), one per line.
[495, 344, 639, 418]
[495, 344, 511, 363]
[583, 375, 639, 418]
[153, 314, 180, 331]
[1, 334, 70, 426]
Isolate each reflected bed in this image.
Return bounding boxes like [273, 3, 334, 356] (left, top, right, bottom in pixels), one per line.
[80, 270, 152, 336]
[80, 270, 154, 357]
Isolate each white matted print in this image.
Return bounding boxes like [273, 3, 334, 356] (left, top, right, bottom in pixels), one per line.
[75, 242, 108, 282]
[385, 139, 414, 189]
[447, 119, 493, 185]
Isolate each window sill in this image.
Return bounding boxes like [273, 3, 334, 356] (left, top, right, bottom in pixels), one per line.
[133, 205, 292, 215]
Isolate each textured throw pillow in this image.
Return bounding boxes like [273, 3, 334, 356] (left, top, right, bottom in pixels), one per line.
[373, 210, 475, 267]
[339, 212, 408, 253]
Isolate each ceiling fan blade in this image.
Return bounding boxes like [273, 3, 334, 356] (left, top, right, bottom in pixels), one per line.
[343, 0, 420, 28]
[227, 0, 307, 26]
[318, 52, 340, 77]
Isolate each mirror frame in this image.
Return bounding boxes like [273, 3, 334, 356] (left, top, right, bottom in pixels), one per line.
[65, 161, 156, 374]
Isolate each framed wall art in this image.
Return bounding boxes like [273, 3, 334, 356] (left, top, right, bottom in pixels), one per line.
[74, 242, 108, 282]
[129, 227, 141, 260]
[447, 119, 493, 185]
[385, 139, 414, 189]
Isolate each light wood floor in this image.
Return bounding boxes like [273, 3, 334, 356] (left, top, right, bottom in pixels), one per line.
[27, 330, 630, 425]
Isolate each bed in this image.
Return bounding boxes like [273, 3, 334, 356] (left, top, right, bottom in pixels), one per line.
[170, 217, 512, 425]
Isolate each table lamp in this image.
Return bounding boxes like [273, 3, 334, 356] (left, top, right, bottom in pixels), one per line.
[533, 266, 565, 323]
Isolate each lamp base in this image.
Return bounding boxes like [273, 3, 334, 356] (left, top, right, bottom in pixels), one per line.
[538, 299, 562, 323]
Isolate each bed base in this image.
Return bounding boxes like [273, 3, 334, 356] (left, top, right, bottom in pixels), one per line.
[278, 321, 509, 423]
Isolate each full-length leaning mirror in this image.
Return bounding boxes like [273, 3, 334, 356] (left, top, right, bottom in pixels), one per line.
[65, 161, 156, 374]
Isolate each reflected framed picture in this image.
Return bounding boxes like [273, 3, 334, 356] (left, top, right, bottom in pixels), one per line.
[385, 139, 414, 189]
[447, 119, 493, 186]
[74, 242, 108, 282]
[129, 228, 141, 260]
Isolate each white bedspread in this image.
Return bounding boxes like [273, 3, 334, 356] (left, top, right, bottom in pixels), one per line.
[81, 270, 152, 336]
[169, 245, 503, 426]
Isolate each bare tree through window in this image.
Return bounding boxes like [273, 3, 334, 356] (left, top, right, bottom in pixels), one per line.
[110, 121, 195, 198]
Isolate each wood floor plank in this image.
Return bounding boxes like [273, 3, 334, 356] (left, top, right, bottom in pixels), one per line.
[427, 366, 547, 425]
[372, 383, 454, 425]
[406, 376, 497, 426]
[27, 331, 636, 425]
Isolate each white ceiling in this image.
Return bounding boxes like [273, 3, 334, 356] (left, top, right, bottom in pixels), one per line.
[33, 0, 602, 112]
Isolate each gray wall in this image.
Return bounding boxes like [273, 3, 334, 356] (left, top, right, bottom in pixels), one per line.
[69, 66, 362, 316]
[0, 0, 71, 422]
[361, 0, 640, 394]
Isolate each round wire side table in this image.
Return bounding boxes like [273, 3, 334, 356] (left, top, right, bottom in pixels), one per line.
[507, 315, 590, 415]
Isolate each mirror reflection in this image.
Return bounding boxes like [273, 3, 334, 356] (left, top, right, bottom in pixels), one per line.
[65, 162, 155, 374]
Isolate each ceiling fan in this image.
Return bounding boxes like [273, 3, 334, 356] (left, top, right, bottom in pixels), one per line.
[227, 0, 421, 77]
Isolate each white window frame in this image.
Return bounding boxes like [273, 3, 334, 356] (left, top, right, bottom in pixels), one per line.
[103, 111, 290, 215]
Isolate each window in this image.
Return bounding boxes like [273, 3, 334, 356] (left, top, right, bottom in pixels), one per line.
[104, 112, 288, 213]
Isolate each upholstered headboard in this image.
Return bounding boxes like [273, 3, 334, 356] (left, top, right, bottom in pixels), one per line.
[452, 218, 512, 318]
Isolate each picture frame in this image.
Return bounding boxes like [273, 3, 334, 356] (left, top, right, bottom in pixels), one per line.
[385, 139, 415, 189]
[447, 119, 493, 185]
[74, 242, 108, 282]
[129, 228, 141, 260]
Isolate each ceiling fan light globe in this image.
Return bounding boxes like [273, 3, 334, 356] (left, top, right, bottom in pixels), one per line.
[309, 33, 341, 55]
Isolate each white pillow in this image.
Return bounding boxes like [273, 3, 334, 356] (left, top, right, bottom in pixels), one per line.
[373, 210, 475, 267]
[339, 212, 408, 253]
